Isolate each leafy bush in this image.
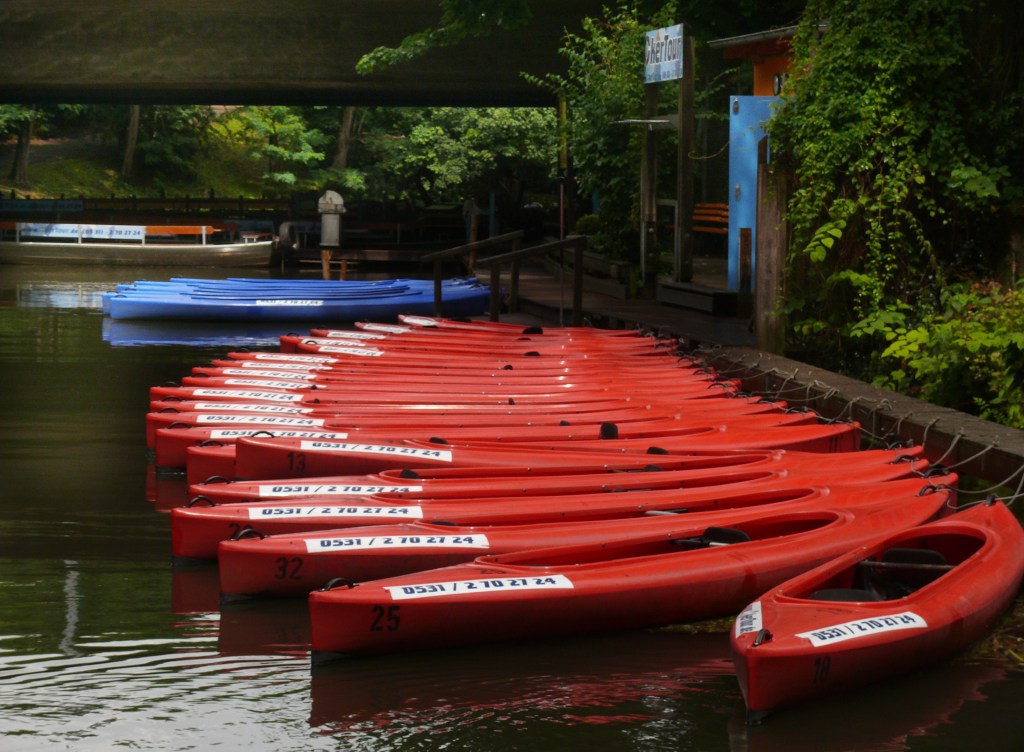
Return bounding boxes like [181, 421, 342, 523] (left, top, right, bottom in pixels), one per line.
[773, 0, 1024, 422]
[859, 282, 1024, 428]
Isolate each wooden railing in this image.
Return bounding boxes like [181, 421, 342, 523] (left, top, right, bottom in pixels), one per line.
[474, 235, 588, 325]
[420, 231, 524, 315]
[421, 232, 589, 324]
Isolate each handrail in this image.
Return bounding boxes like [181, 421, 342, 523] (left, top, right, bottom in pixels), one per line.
[423, 231, 524, 317]
[419, 230, 524, 262]
[473, 235, 588, 325]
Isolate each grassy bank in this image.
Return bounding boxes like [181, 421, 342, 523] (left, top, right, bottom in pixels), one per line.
[0, 134, 264, 200]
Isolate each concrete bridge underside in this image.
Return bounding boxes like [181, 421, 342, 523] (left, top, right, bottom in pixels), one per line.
[0, 1, 605, 107]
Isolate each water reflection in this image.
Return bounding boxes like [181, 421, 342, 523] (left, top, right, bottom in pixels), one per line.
[727, 661, 1010, 752]
[102, 318, 301, 348]
[59, 560, 81, 657]
[14, 280, 113, 309]
[3, 266, 1024, 752]
[309, 630, 736, 751]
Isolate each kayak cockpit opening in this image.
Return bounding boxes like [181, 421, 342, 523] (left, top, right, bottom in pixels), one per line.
[799, 532, 981, 602]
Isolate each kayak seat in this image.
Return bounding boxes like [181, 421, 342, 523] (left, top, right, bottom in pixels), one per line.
[808, 588, 882, 602]
[873, 547, 951, 597]
[673, 526, 751, 549]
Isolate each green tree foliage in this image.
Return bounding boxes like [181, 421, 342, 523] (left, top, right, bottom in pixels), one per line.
[355, 107, 557, 211]
[133, 105, 214, 185]
[356, 1, 532, 74]
[221, 106, 327, 194]
[773, 0, 1024, 382]
[528, 3, 675, 262]
[869, 282, 1024, 428]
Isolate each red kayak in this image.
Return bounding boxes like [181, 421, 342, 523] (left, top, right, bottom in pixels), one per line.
[730, 499, 1024, 723]
[146, 393, 785, 448]
[185, 365, 717, 390]
[153, 411, 813, 470]
[219, 476, 951, 597]
[279, 333, 666, 356]
[321, 322, 652, 342]
[220, 349, 691, 378]
[391, 315, 645, 338]
[230, 420, 859, 480]
[171, 474, 955, 560]
[158, 369, 738, 401]
[148, 384, 738, 408]
[188, 446, 928, 505]
[304, 488, 955, 657]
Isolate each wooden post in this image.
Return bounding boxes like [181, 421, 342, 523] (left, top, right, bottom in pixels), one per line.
[509, 258, 521, 312]
[738, 228, 753, 317]
[320, 249, 332, 280]
[433, 260, 443, 316]
[675, 35, 695, 282]
[640, 86, 659, 297]
[489, 266, 502, 321]
[755, 164, 788, 352]
[572, 239, 584, 326]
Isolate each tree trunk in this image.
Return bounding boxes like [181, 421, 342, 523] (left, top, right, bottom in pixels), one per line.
[121, 105, 140, 180]
[9, 119, 32, 187]
[332, 106, 357, 169]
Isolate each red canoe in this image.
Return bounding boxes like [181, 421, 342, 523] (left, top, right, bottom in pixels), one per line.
[148, 384, 738, 408]
[188, 446, 928, 505]
[279, 332, 666, 356]
[218, 477, 951, 597]
[730, 499, 1024, 723]
[229, 420, 859, 480]
[220, 349, 694, 378]
[391, 314, 645, 337]
[304, 490, 955, 658]
[171, 474, 955, 560]
[153, 411, 813, 470]
[145, 393, 785, 448]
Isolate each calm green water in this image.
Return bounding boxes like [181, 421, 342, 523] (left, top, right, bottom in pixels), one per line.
[1, 266, 1022, 751]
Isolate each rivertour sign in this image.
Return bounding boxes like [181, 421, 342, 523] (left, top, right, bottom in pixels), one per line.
[644, 24, 684, 83]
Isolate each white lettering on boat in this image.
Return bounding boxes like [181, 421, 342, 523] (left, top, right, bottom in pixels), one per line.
[250, 353, 337, 363]
[220, 379, 311, 389]
[217, 369, 316, 379]
[300, 337, 368, 346]
[318, 330, 386, 340]
[797, 611, 928, 647]
[303, 533, 490, 553]
[246, 505, 424, 519]
[236, 362, 326, 371]
[315, 346, 384, 357]
[256, 483, 424, 497]
[297, 441, 453, 462]
[187, 402, 312, 413]
[208, 429, 347, 440]
[255, 299, 325, 306]
[386, 574, 575, 600]
[400, 316, 438, 327]
[735, 601, 763, 637]
[192, 389, 303, 402]
[195, 415, 324, 426]
[358, 323, 411, 333]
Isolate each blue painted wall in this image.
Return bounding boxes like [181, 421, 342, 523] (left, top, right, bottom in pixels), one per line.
[727, 96, 777, 291]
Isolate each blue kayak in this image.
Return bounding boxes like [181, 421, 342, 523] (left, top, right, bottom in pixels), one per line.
[104, 277, 491, 321]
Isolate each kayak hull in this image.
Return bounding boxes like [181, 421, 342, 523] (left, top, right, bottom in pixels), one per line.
[730, 500, 1024, 722]
[219, 478, 950, 597]
[305, 493, 953, 657]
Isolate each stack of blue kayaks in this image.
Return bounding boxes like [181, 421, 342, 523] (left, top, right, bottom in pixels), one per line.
[102, 277, 490, 320]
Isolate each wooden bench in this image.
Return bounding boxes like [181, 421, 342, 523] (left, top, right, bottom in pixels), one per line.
[692, 202, 729, 235]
